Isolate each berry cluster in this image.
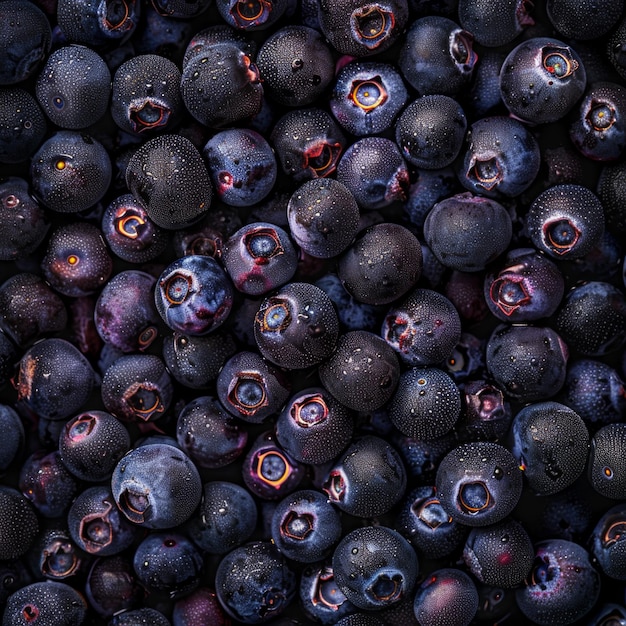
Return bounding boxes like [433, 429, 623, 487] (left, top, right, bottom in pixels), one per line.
[2, 0, 626, 624]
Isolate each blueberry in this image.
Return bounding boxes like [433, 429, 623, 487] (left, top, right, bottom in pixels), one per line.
[109, 608, 171, 625]
[67, 486, 139, 556]
[254, 281, 339, 369]
[463, 518, 534, 588]
[133, 533, 203, 599]
[270, 107, 346, 181]
[500, 37, 587, 124]
[94, 270, 161, 353]
[395, 485, 468, 558]
[299, 563, 356, 623]
[2, 581, 87, 626]
[0, 272, 67, 347]
[59, 411, 131, 482]
[319, 330, 400, 412]
[35, 45, 111, 129]
[217, 350, 291, 423]
[111, 443, 202, 529]
[336, 137, 409, 210]
[256, 25, 334, 107]
[547, 0, 623, 40]
[185, 480, 257, 554]
[0, 486, 39, 560]
[399, 16, 477, 96]
[203, 129, 277, 207]
[323, 435, 407, 518]
[590, 503, 626, 581]
[458, 0, 534, 47]
[28, 526, 86, 582]
[485, 324, 569, 402]
[389, 366, 461, 440]
[172, 587, 231, 626]
[317, 0, 409, 56]
[215, 0, 293, 30]
[214, 541, 297, 623]
[154, 255, 234, 336]
[458, 378, 512, 442]
[101, 354, 173, 424]
[111, 54, 183, 136]
[424, 191, 512, 272]
[484, 247, 565, 322]
[516, 539, 601, 624]
[413, 568, 478, 626]
[41, 222, 113, 297]
[180, 42, 263, 128]
[102, 194, 170, 263]
[276, 387, 354, 465]
[271, 489, 342, 563]
[85, 556, 143, 617]
[14, 338, 96, 421]
[19, 450, 78, 519]
[176, 396, 248, 468]
[511, 401, 589, 495]
[126, 134, 213, 230]
[556, 281, 626, 357]
[330, 61, 408, 136]
[162, 331, 237, 390]
[242, 430, 306, 500]
[526, 184, 605, 260]
[456, 116, 541, 198]
[382, 288, 462, 366]
[30, 131, 112, 213]
[57, 0, 138, 46]
[436, 441, 523, 527]
[287, 179, 360, 259]
[0, 0, 51, 85]
[570, 81, 626, 161]
[0, 89, 47, 163]
[589, 423, 626, 499]
[222, 222, 298, 296]
[395, 95, 467, 169]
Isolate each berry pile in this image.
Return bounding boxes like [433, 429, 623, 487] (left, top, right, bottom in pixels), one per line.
[2, 0, 626, 624]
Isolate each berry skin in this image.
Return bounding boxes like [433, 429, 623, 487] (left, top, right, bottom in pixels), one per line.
[0, 487, 39, 560]
[589, 423, 626, 499]
[0, 89, 47, 164]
